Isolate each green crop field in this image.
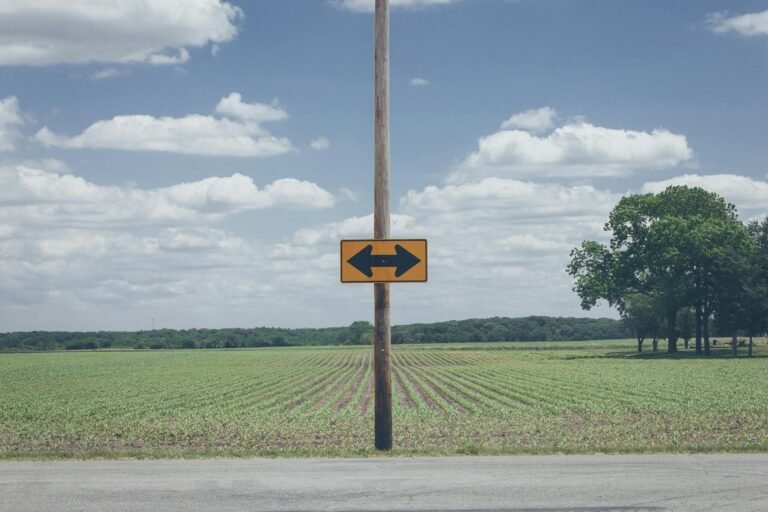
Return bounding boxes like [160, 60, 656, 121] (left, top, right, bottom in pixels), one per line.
[1, 340, 767, 459]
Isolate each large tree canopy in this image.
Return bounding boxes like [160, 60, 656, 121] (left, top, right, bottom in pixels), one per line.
[568, 186, 753, 354]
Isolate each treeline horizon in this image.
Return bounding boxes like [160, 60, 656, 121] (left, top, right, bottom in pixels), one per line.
[0, 315, 632, 351]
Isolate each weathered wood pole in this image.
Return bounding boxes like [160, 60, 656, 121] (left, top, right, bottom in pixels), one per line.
[373, 0, 393, 451]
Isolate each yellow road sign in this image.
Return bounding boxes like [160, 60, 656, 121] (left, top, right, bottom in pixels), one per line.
[341, 239, 428, 283]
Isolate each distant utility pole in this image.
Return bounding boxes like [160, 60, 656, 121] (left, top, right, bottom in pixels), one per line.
[373, 0, 393, 451]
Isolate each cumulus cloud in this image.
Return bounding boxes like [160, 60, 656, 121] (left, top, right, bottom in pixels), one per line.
[309, 137, 331, 151]
[0, 163, 335, 228]
[146, 48, 190, 66]
[0, 96, 24, 152]
[0, 161, 340, 327]
[410, 77, 430, 87]
[500, 107, 558, 134]
[335, 0, 461, 12]
[214, 92, 288, 123]
[35, 93, 294, 157]
[0, 1, 243, 66]
[402, 178, 617, 218]
[707, 10, 768, 37]
[642, 174, 768, 211]
[450, 117, 693, 182]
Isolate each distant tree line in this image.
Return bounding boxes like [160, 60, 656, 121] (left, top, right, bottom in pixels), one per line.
[568, 186, 768, 356]
[0, 316, 632, 352]
[391, 316, 628, 344]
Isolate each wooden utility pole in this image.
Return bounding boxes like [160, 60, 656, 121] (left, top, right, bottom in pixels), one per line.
[373, 0, 393, 451]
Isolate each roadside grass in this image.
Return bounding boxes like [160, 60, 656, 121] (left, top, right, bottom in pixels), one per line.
[1, 339, 767, 460]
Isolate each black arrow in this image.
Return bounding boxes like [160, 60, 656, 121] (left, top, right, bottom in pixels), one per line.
[347, 244, 421, 278]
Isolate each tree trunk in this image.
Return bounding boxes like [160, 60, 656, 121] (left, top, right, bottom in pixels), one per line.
[732, 334, 738, 358]
[694, 303, 703, 354]
[684, 337, 690, 350]
[637, 338, 644, 353]
[703, 312, 710, 355]
[652, 337, 658, 352]
[667, 309, 678, 353]
[749, 336, 753, 357]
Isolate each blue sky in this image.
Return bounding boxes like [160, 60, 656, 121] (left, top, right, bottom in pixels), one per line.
[0, 0, 767, 331]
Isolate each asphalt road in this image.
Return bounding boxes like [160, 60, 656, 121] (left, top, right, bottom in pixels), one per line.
[1, 454, 766, 512]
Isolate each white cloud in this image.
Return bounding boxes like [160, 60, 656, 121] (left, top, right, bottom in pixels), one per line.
[0, 162, 340, 325]
[146, 48, 190, 66]
[0, 1, 242, 66]
[0, 224, 265, 315]
[35, 93, 295, 157]
[0, 163, 335, 228]
[500, 106, 558, 134]
[214, 92, 288, 123]
[90, 68, 127, 80]
[642, 174, 768, 211]
[401, 178, 618, 224]
[309, 137, 331, 151]
[156, 227, 247, 253]
[335, 0, 461, 12]
[707, 10, 768, 37]
[450, 118, 693, 182]
[0, 96, 24, 152]
[410, 77, 430, 87]
[293, 213, 418, 246]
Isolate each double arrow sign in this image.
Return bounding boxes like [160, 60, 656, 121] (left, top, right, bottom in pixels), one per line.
[340, 240, 428, 283]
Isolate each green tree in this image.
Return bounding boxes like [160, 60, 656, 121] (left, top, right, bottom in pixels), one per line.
[568, 186, 743, 354]
[712, 238, 752, 357]
[743, 218, 768, 356]
[347, 321, 374, 345]
[677, 307, 695, 350]
[622, 293, 663, 352]
[684, 215, 746, 355]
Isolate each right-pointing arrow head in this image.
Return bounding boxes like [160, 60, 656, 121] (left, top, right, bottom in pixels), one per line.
[394, 244, 421, 277]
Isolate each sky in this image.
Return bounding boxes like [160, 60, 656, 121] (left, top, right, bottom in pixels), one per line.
[0, 0, 767, 332]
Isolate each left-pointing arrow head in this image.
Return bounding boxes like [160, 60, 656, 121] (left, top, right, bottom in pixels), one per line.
[348, 244, 375, 277]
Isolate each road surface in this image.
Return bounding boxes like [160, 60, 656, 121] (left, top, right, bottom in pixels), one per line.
[1, 454, 766, 511]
